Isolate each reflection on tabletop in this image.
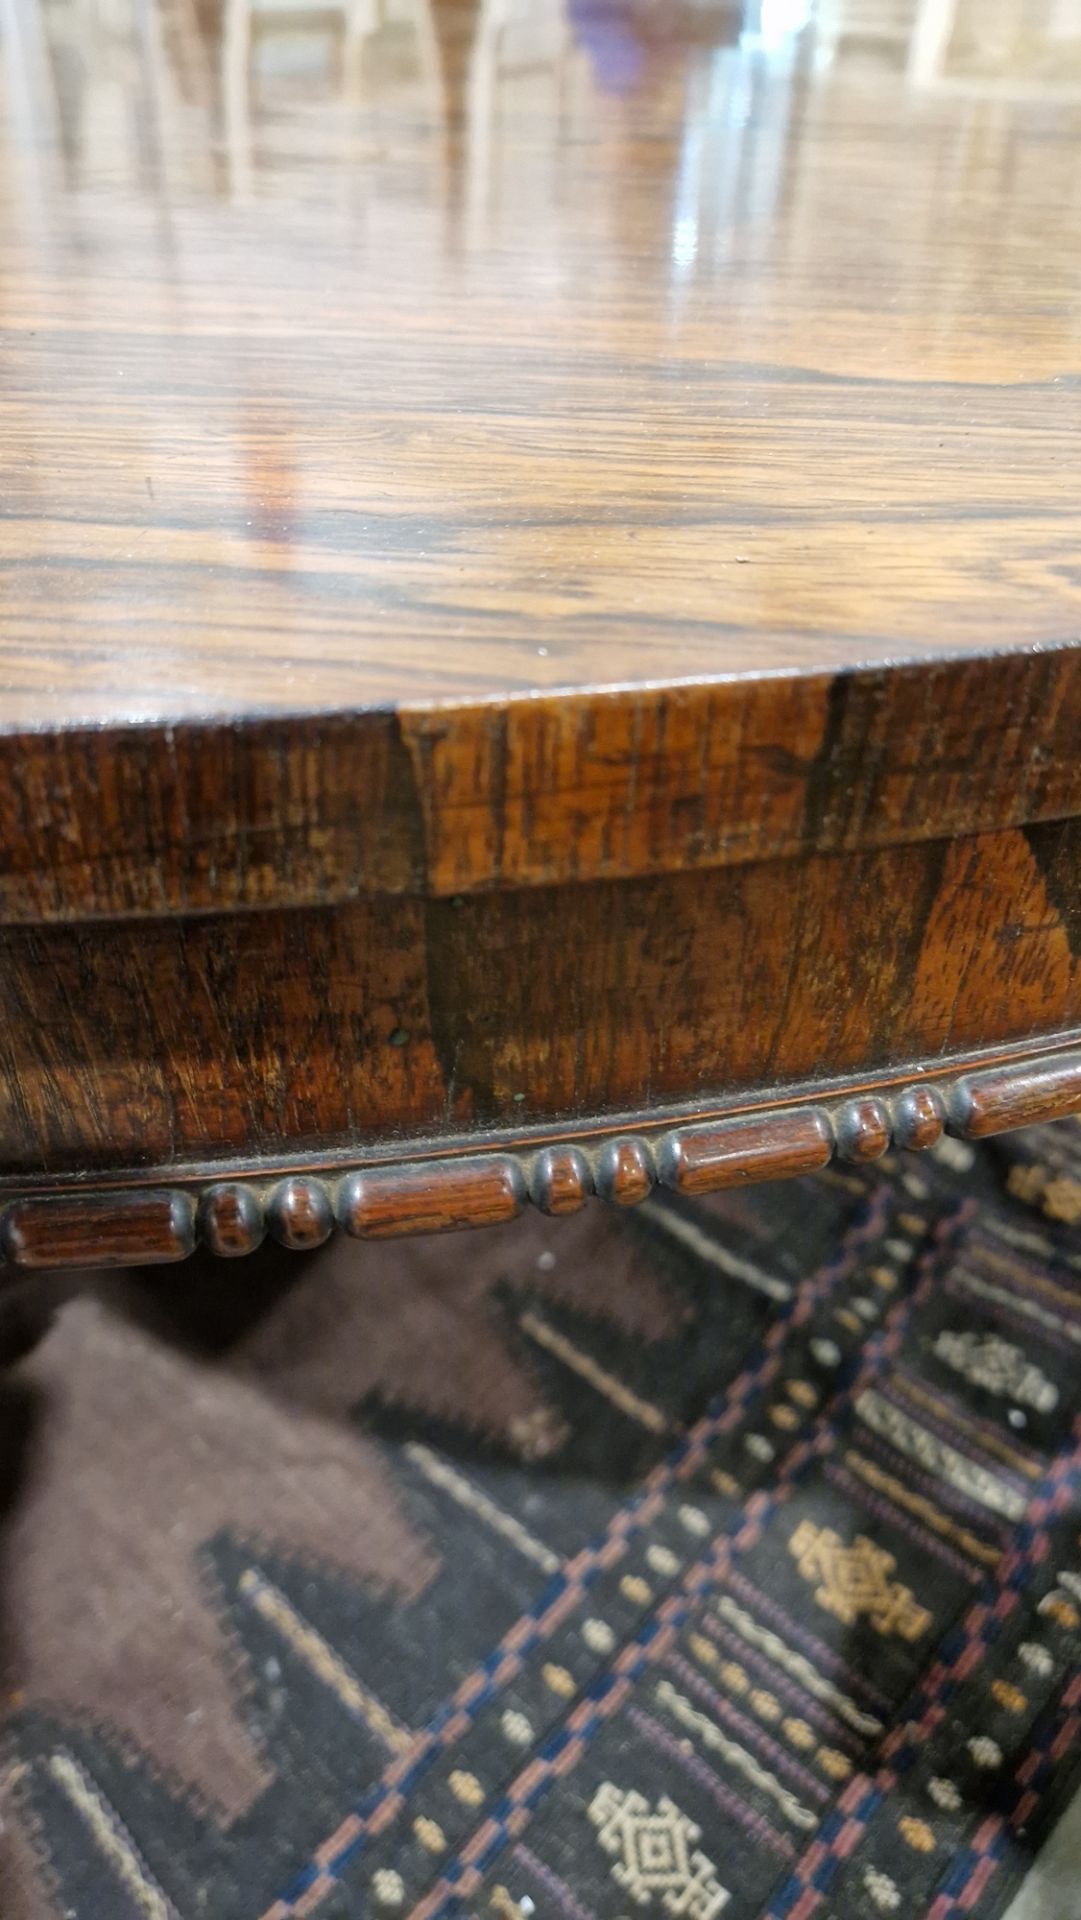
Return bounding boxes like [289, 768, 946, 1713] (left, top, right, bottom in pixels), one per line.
[3, 0, 1081, 206]
[1, 0, 1080, 725]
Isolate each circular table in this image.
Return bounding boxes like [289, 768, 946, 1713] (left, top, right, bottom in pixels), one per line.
[2, 0, 1081, 1276]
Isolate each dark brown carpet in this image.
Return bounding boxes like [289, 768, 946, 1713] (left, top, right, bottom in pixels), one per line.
[3, 1124, 1081, 1919]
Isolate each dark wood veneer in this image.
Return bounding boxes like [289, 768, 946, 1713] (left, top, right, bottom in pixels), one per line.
[2, 0, 1081, 1272]
[2, 1047, 1079, 1273]
[1, 1194, 195, 1271]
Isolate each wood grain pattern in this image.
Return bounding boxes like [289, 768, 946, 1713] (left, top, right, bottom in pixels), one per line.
[6, 1041, 1081, 1268]
[593, 1139, 655, 1209]
[529, 1148, 592, 1217]
[267, 1177, 336, 1250]
[198, 1183, 265, 1259]
[659, 1110, 834, 1195]
[1, 819, 1080, 1178]
[833, 1098, 892, 1165]
[339, 1158, 526, 1239]
[891, 1086, 947, 1154]
[1, 0, 1081, 916]
[3, 0, 1081, 1248]
[2, 653, 1081, 921]
[0, 1193, 194, 1270]
[952, 1056, 1081, 1139]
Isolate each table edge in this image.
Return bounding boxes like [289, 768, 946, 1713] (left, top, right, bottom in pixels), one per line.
[1, 1031, 1076, 1271]
[3, 642, 1080, 922]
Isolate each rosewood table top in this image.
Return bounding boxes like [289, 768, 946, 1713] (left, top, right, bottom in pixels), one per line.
[2, 0, 1081, 1272]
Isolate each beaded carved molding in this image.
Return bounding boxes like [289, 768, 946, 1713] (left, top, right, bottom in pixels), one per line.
[1, 1046, 1080, 1274]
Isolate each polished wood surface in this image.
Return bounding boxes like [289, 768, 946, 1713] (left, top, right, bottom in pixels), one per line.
[4, 0, 1081, 1258]
[2, 812, 1081, 1180]
[5, 649, 1081, 918]
[0, 1191, 195, 1268]
[3, 0, 1081, 911]
[2, 0, 1080, 737]
[2, 1040, 1079, 1273]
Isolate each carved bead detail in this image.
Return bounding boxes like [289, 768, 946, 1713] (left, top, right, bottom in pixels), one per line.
[836, 1098, 891, 1163]
[530, 1147, 592, 1215]
[660, 1108, 833, 1194]
[952, 1051, 1081, 1138]
[5, 1049, 1081, 1272]
[268, 1176, 334, 1250]
[340, 1157, 526, 1239]
[1, 1191, 195, 1270]
[200, 1182, 266, 1257]
[594, 1137, 655, 1206]
[893, 1085, 946, 1152]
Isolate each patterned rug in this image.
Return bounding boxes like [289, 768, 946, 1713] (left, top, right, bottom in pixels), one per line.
[3, 1122, 1081, 1920]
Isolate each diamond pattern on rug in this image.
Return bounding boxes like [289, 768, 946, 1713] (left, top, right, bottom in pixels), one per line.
[2, 1130, 1081, 1919]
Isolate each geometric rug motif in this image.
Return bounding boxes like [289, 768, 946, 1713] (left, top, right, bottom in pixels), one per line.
[2, 1123, 1081, 1919]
